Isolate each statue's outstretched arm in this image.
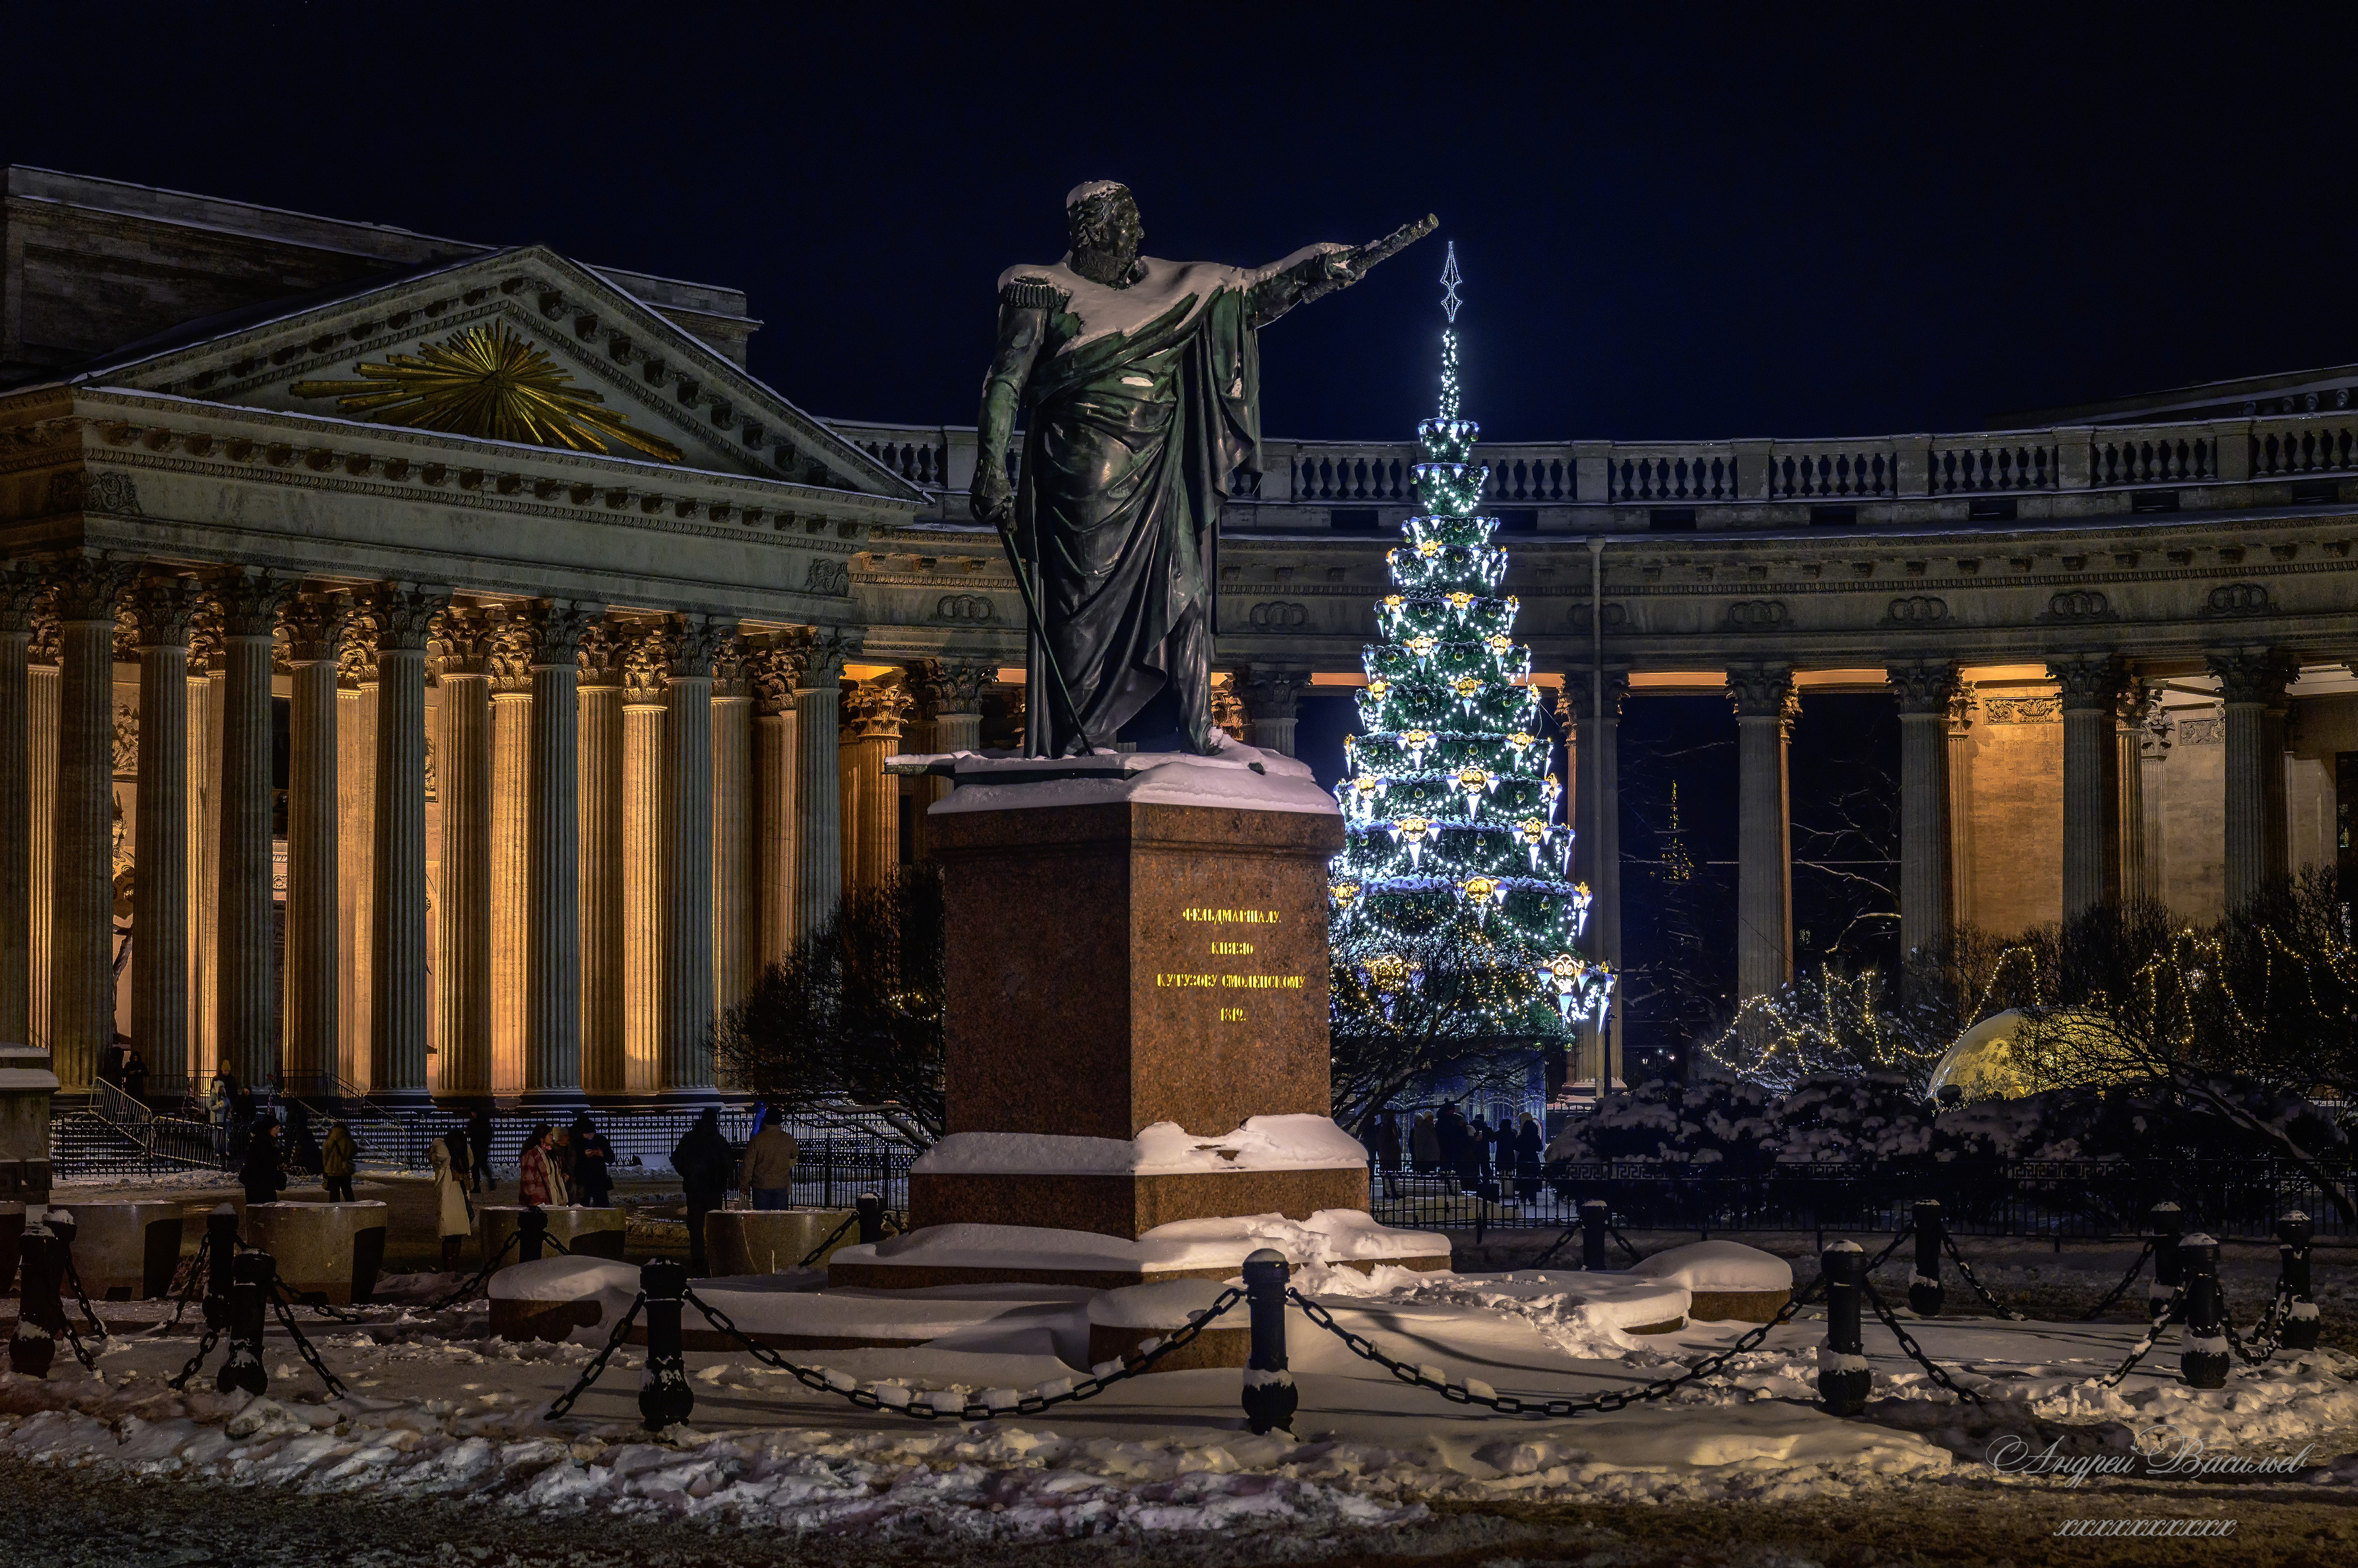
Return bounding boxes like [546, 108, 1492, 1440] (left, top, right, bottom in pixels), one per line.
[1248, 215, 1438, 329]
[971, 299, 1049, 531]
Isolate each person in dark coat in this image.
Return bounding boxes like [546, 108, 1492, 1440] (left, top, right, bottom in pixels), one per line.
[1436, 1105, 1470, 1188]
[123, 1050, 148, 1104]
[239, 1119, 286, 1212]
[1514, 1112, 1545, 1201]
[1372, 1113, 1401, 1173]
[466, 1109, 497, 1193]
[570, 1115, 616, 1208]
[671, 1108, 734, 1276]
[1466, 1114, 1492, 1177]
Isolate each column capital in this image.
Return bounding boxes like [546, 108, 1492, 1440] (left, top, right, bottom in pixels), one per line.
[1947, 680, 1977, 737]
[668, 613, 737, 680]
[431, 604, 498, 681]
[1240, 664, 1308, 725]
[0, 564, 44, 633]
[2046, 653, 2126, 712]
[1210, 671, 1247, 738]
[1724, 662, 1796, 722]
[1886, 659, 1961, 715]
[513, 599, 602, 670]
[711, 630, 753, 700]
[619, 620, 676, 705]
[575, 620, 627, 688]
[909, 656, 998, 719]
[748, 635, 808, 715]
[205, 566, 299, 638]
[368, 582, 450, 653]
[796, 628, 856, 692]
[336, 613, 378, 688]
[2208, 645, 2297, 707]
[130, 576, 201, 651]
[278, 592, 353, 665]
[44, 554, 140, 624]
[1560, 669, 1632, 728]
[840, 677, 914, 742]
[28, 608, 60, 667]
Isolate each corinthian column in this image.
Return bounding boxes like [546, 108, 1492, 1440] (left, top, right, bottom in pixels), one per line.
[2116, 681, 2158, 907]
[27, 612, 56, 1058]
[662, 614, 729, 1099]
[620, 625, 670, 1095]
[278, 595, 348, 1099]
[2049, 654, 2126, 920]
[210, 570, 296, 1093]
[1565, 670, 1626, 1090]
[577, 624, 625, 1097]
[908, 658, 995, 865]
[431, 607, 494, 1101]
[1888, 660, 1958, 959]
[488, 618, 532, 1098]
[49, 559, 135, 1092]
[131, 579, 197, 1097]
[794, 633, 851, 938]
[336, 623, 377, 1092]
[710, 634, 753, 1020]
[1242, 666, 1306, 758]
[2209, 646, 2296, 911]
[1945, 686, 1976, 932]
[0, 572, 41, 1051]
[370, 584, 448, 1105]
[751, 638, 806, 967]
[1727, 663, 1795, 1001]
[521, 599, 595, 1106]
[839, 678, 912, 896]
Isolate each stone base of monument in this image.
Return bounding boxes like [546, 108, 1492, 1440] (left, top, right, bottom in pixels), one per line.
[1626, 1239, 1795, 1323]
[0, 1045, 56, 1204]
[827, 1210, 1449, 1292]
[1085, 1278, 1248, 1371]
[478, 1204, 628, 1264]
[59, 1200, 183, 1299]
[705, 1208, 857, 1276]
[245, 1201, 389, 1304]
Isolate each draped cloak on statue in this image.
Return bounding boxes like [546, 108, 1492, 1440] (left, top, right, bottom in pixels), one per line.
[1000, 247, 1337, 755]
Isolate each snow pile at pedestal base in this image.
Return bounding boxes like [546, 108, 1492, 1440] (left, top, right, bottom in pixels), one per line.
[835, 1209, 1443, 1279]
[914, 1114, 1369, 1175]
[1628, 1240, 1794, 1293]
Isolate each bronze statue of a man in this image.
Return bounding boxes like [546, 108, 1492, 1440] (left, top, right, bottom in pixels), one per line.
[973, 182, 1431, 756]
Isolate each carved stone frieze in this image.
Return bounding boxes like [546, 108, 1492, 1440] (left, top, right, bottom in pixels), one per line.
[112, 701, 137, 777]
[1983, 695, 2061, 724]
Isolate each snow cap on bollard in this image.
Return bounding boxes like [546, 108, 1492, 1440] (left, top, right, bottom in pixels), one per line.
[1240, 1248, 1297, 1437]
[1816, 1239, 1872, 1417]
[1909, 1199, 1944, 1317]
[42, 1208, 74, 1246]
[2177, 1233, 2229, 1390]
[2279, 1211, 2320, 1352]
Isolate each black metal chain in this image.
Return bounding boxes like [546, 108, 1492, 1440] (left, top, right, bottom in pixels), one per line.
[675, 1284, 1248, 1423]
[274, 1279, 366, 1324]
[2221, 1282, 2287, 1366]
[1938, 1233, 2028, 1321]
[2096, 1295, 2181, 1389]
[2077, 1242, 2153, 1321]
[166, 1321, 225, 1391]
[1864, 1226, 1914, 1275]
[1859, 1279, 1985, 1403]
[795, 1212, 859, 1269]
[1285, 1277, 1823, 1418]
[544, 1293, 647, 1420]
[58, 1253, 109, 1341]
[265, 1289, 348, 1398]
[55, 1315, 98, 1373]
[1607, 1224, 1643, 1262]
[424, 1228, 523, 1311]
[154, 1231, 214, 1334]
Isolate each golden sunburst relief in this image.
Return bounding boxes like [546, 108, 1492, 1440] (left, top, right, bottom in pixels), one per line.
[292, 321, 685, 463]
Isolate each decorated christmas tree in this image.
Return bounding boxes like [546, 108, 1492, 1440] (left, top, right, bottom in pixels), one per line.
[1328, 244, 1614, 1049]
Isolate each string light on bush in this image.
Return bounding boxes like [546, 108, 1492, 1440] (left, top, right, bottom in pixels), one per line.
[1327, 240, 1613, 1033]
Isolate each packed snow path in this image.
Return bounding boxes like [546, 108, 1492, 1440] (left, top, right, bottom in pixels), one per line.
[3, 1265, 2354, 1542]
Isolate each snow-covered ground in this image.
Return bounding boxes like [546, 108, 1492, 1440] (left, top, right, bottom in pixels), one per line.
[3, 1253, 2353, 1543]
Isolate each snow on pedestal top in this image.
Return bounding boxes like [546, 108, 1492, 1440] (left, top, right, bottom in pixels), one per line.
[1627, 1239, 1795, 1293]
[895, 733, 1339, 818]
[912, 1113, 1368, 1176]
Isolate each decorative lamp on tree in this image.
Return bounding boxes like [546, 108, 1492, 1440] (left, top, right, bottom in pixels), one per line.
[1329, 243, 1613, 1072]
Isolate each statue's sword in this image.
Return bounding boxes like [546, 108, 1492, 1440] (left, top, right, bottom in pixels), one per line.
[992, 520, 1091, 756]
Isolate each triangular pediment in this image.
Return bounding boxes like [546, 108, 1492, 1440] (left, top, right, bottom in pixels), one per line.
[56, 247, 918, 498]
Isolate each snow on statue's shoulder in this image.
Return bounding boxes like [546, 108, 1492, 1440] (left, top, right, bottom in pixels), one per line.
[903, 733, 1339, 818]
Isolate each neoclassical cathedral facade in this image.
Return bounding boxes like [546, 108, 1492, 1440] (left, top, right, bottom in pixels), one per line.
[3, 167, 2354, 1104]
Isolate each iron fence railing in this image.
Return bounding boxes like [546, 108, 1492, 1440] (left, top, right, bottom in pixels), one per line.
[1368, 1158, 2357, 1241]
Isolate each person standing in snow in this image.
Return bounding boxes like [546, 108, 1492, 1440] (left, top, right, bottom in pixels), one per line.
[1410, 1111, 1440, 1173]
[430, 1128, 474, 1272]
[239, 1119, 286, 1212]
[672, 1108, 734, 1276]
[466, 1108, 497, 1194]
[519, 1123, 569, 1208]
[1514, 1113, 1544, 1202]
[321, 1119, 357, 1202]
[570, 1115, 615, 1208]
[736, 1110, 798, 1210]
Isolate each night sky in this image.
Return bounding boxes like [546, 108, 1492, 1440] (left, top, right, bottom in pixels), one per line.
[5, 7, 2341, 1065]
[9, 7, 2358, 445]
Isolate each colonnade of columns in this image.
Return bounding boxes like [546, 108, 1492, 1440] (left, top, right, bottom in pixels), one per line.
[0, 556, 978, 1103]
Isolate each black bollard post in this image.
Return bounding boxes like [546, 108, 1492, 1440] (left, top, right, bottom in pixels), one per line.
[637, 1258, 695, 1430]
[1240, 1248, 1297, 1435]
[2279, 1212, 2320, 1352]
[8, 1222, 57, 1377]
[518, 1206, 548, 1264]
[856, 1192, 883, 1246]
[218, 1251, 272, 1397]
[203, 1204, 238, 1330]
[2148, 1202, 2183, 1321]
[1577, 1200, 1609, 1271]
[1909, 1199, 1944, 1317]
[1816, 1241, 1872, 1416]
[2177, 1234, 2229, 1390]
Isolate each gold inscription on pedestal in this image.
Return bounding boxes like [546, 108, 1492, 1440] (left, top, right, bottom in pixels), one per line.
[1209, 940, 1254, 955]
[1219, 1007, 1246, 1022]
[1180, 908, 1281, 923]
[1164, 901, 1304, 1022]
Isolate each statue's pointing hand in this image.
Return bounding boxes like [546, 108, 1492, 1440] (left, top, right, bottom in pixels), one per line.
[971, 465, 1015, 532]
